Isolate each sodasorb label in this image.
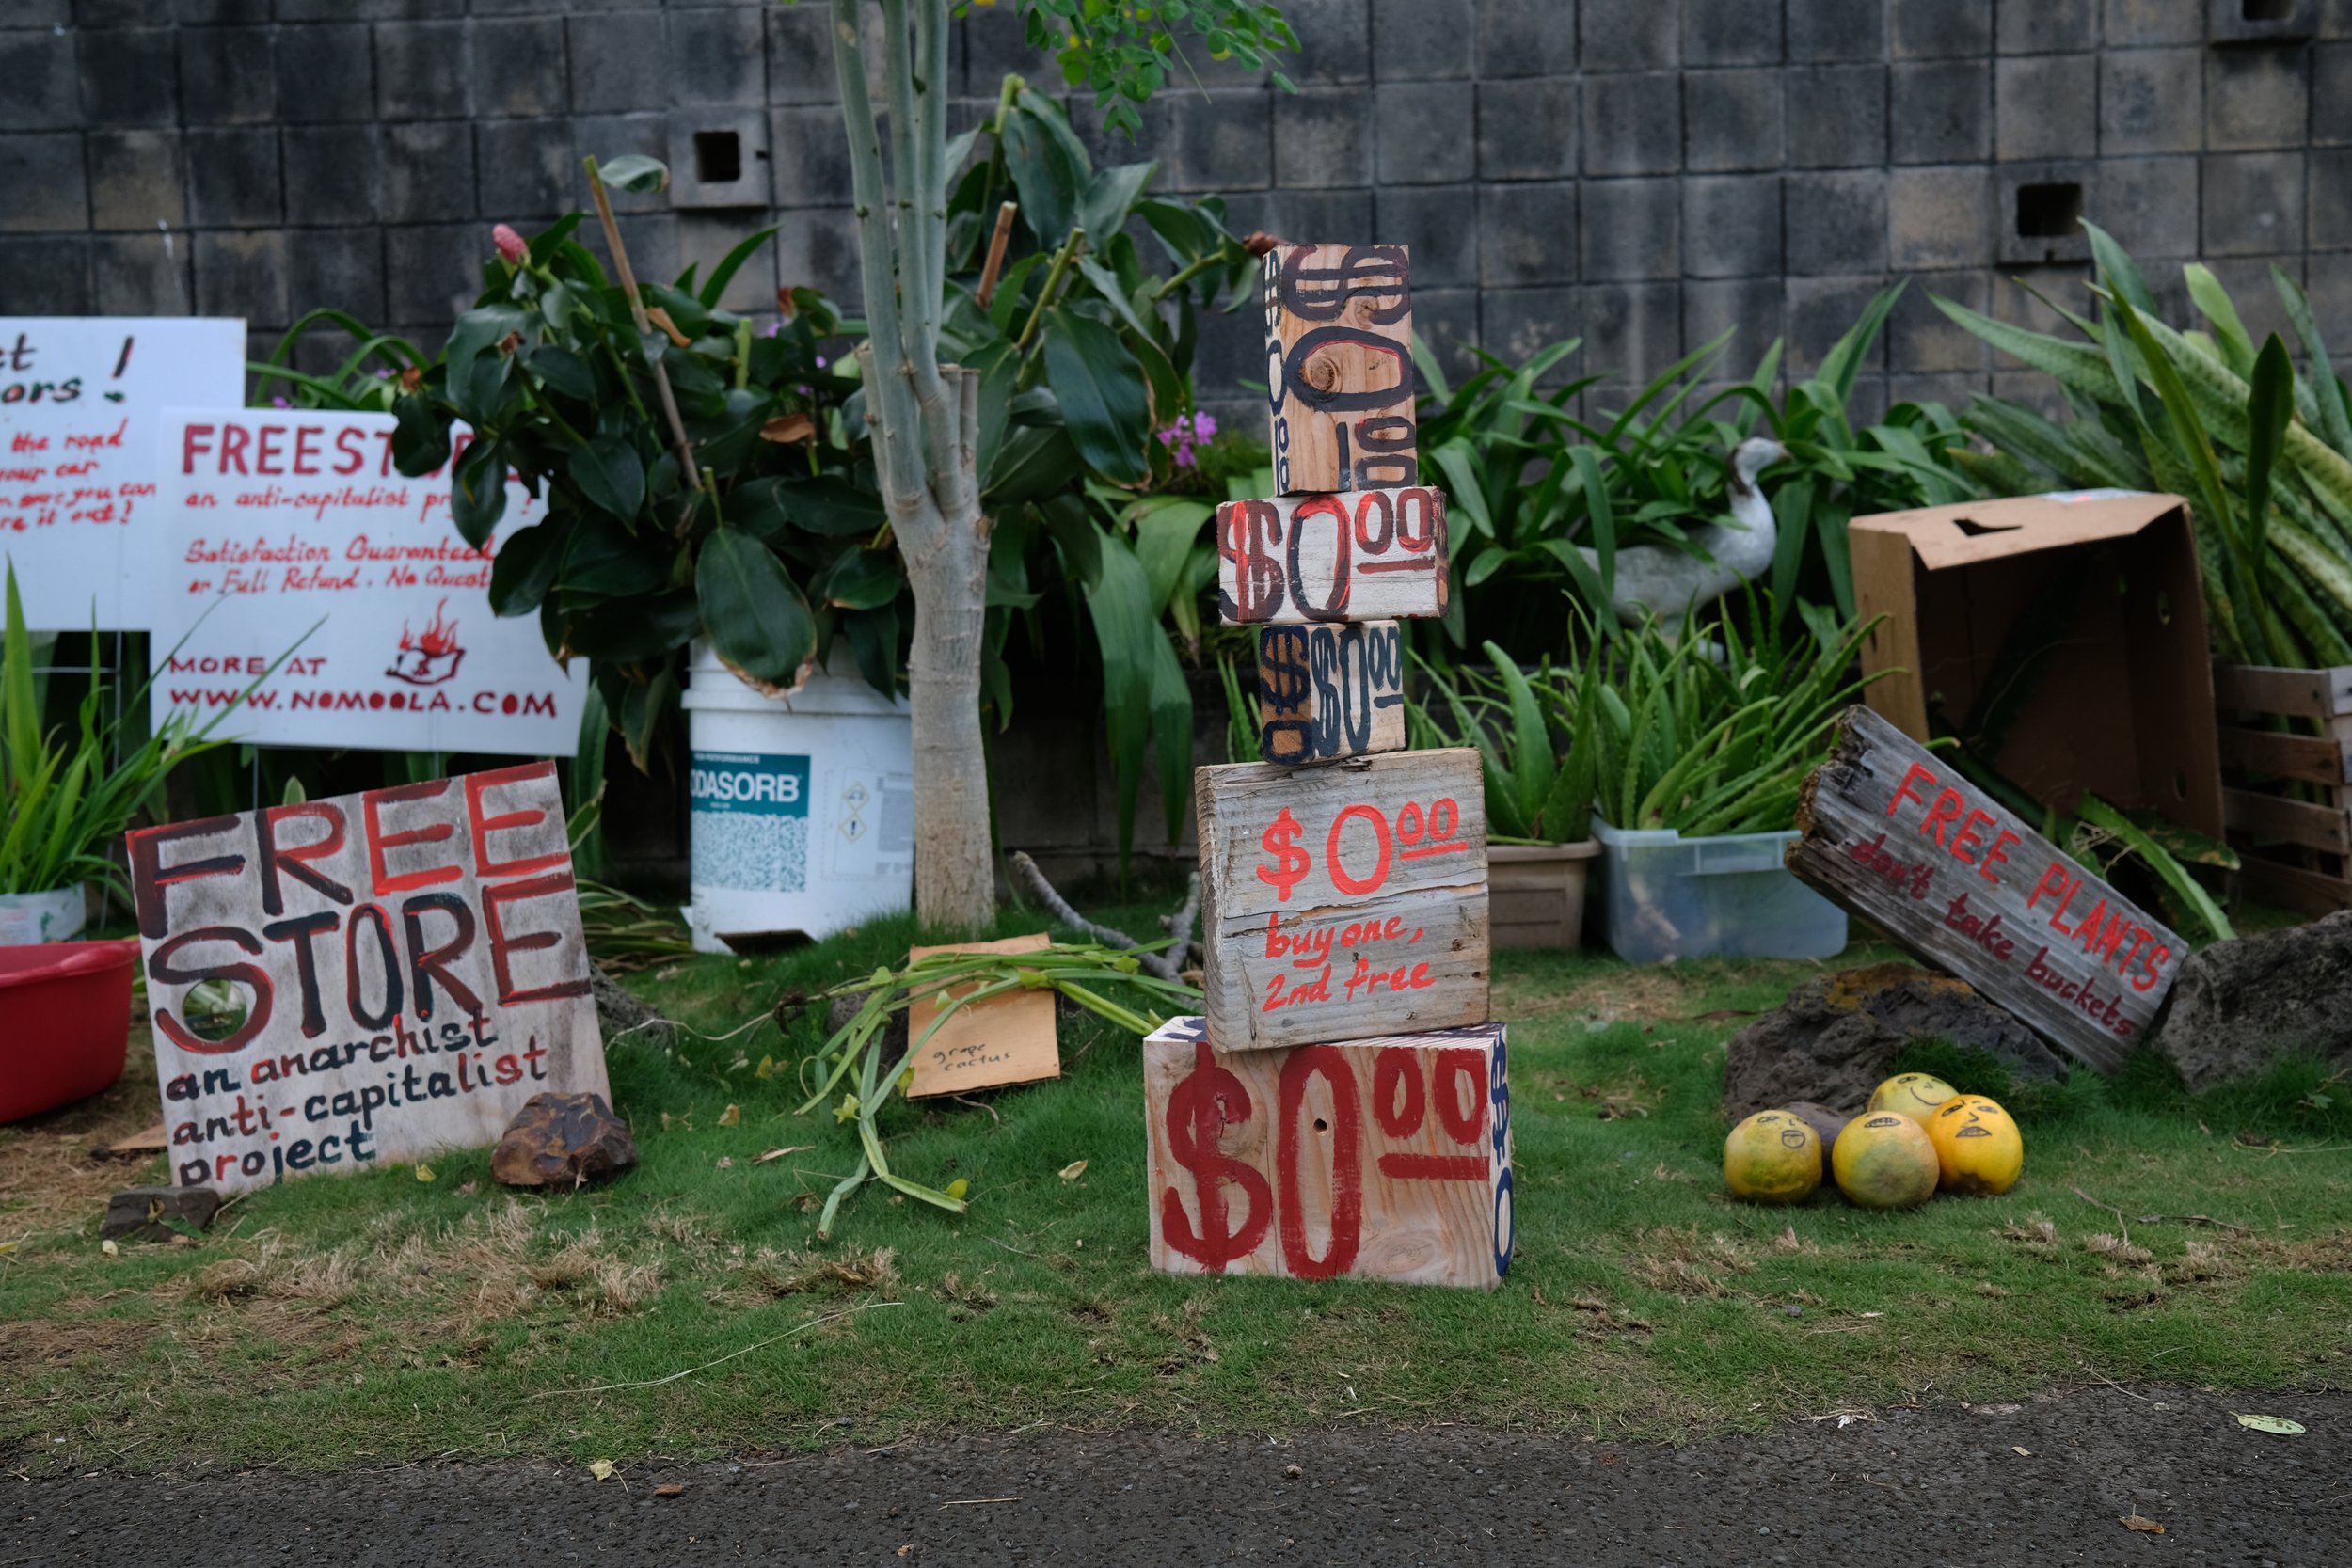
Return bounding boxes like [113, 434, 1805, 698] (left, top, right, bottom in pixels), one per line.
[691, 751, 811, 892]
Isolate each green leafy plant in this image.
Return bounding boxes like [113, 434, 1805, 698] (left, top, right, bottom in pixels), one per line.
[1408, 641, 1597, 846]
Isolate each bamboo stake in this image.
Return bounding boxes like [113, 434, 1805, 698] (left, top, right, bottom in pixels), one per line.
[975, 200, 1018, 309]
[581, 155, 703, 495]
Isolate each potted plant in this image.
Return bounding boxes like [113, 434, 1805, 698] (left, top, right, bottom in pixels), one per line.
[1411, 641, 1601, 950]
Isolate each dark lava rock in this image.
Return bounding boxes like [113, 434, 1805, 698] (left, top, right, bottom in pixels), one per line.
[594, 965, 673, 1052]
[827, 991, 909, 1066]
[491, 1092, 638, 1189]
[1722, 962, 2065, 1119]
[2153, 911, 2352, 1092]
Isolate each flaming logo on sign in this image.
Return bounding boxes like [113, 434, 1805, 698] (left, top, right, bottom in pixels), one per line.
[387, 598, 466, 687]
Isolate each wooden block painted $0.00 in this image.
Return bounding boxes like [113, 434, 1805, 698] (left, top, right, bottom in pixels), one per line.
[1197, 747, 1491, 1053]
[1215, 484, 1449, 626]
[1256, 619, 1406, 766]
[1142, 1015, 1513, 1289]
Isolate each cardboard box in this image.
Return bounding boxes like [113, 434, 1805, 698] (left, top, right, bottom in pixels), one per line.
[1850, 491, 2223, 842]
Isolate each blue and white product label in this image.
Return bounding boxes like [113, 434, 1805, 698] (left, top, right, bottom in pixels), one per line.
[690, 751, 811, 892]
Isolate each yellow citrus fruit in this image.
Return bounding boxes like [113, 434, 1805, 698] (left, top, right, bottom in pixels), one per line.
[1723, 1110, 1822, 1204]
[1868, 1071, 1960, 1127]
[1830, 1113, 1940, 1209]
[1928, 1095, 2025, 1196]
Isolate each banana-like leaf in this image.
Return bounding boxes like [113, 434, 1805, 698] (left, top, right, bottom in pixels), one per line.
[2245, 333, 2296, 594]
[695, 527, 815, 688]
[1039, 307, 1152, 485]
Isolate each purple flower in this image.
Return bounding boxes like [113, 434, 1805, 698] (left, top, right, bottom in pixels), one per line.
[1155, 411, 1215, 468]
[271, 395, 290, 408]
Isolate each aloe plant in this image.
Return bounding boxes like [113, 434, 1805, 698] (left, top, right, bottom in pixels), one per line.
[1409, 641, 1597, 846]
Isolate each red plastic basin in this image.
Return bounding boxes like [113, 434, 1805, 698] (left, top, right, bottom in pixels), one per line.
[0, 939, 139, 1122]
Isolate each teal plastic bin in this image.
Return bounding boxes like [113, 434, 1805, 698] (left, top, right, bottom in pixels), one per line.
[1592, 818, 1848, 965]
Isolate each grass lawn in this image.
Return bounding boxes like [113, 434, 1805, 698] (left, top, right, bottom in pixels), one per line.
[4, 900, 2349, 1474]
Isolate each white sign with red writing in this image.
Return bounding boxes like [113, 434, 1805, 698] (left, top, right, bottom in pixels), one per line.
[149, 409, 586, 755]
[0, 318, 246, 631]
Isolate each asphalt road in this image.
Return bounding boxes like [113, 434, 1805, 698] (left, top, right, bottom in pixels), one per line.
[6, 1387, 2344, 1566]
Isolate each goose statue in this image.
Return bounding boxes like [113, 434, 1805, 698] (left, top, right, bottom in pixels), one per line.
[1581, 436, 1789, 627]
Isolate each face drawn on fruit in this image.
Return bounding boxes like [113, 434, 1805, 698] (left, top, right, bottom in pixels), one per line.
[1780, 1127, 1810, 1149]
[1864, 1115, 1904, 1130]
[1956, 1125, 1993, 1139]
[1939, 1101, 1964, 1120]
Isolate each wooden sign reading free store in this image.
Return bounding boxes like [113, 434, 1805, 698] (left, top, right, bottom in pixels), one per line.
[1786, 705, 2184, 1073]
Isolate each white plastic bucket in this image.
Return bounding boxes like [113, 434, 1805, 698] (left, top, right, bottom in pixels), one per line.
[680, 643, 914, 953]
[0, 885, 86, 945]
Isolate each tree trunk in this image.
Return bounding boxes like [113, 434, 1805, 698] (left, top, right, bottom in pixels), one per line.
[903, 495, 994, 931]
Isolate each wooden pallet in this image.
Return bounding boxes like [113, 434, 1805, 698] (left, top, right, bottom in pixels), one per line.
[2213, 663, 2352, 917]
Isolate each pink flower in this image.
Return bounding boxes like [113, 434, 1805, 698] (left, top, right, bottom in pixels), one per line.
[1190, 410, 1217, 440]
[492, 224, 528, 264]
[1155, 411, 1215, 468]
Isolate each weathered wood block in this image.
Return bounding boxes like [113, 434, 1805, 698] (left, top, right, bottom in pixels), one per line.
[1257, 621, 1406, 766]
[1215, 486, 1449, 626]
[103, 1186, 222, 1242]
[1786, 705, 2185, 1073]
[1263, 244, 1418, 495]
[1142, 1015, 1513, 1289]
[1198, 748, 1489, 1053]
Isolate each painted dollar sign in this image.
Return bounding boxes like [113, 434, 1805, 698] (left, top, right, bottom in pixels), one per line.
[1159, 1037, 1273, 1272]
[1256, 806, 1310, 900]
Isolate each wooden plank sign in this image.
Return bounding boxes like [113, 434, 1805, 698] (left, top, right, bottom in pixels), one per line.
[1216, 485, 1449, 626]
[127, 762, 611, 1195]
[1258, 620, 1406, 766]
[1787, 705, 2184, 1072]
[904, 933, 1059, 1099]
[1263, 244, 1418, 495]
[1143, 1015, 1513, 1289]
[1198, 748, 1489, 1053]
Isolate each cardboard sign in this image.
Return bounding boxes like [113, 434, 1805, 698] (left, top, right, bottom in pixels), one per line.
[1142, 1014, 1512, 1290]
[0, 318, 246, 631]
[1257, 620, 1406, 765]
[1262, 245, 1417, 495]
[1197, 748, 1489, 1053]
[904, 933, 1060, 1099]
[150, 409, 587, 755]
[127, 762, 611, 1195]
[1786, 705, 2184, 1073]
[1215, 485, 1449, 626]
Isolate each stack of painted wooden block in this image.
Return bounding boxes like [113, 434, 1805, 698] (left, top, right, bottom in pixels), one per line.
[1140, 244, 1515, 1291]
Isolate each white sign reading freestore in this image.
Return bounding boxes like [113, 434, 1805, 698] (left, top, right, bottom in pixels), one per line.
[151, 408, 588, 755]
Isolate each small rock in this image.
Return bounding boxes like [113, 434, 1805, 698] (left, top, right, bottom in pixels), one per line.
[594, 964, 674, 1052]
[491, 1092, 637, 1189]
[828, 992, 909, 1067]
[653, 1483, 686, 1498]
[1284, 1465, 1302, 1480]
[102, 1187, 221, 1243]
[2153, 911, 2352, 1092]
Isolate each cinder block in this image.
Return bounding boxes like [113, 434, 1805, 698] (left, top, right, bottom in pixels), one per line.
[73, 0, 168, 19]
[770, 104, 855, 209]
[1890, 269, 1992, 373]
[1477, 180, 1577, 286]
[381, 122, 476, 224]
[2105, 0, 2202, 44]
[472, 18, 566, 118]
[2311, 149, 2352, 248]
[2328, 0, 2352, 37]
[1783, 170, 1887, 276]
[766, 3, 840, 103]
[2096, 155, 2201, 257]
[1785, 66, 1887, 169]
[1786, 274, 1890, 377]
[87, 129, 183, 230]
[1682, 277, 1782, 363]
[1286, 0, 1373, 84]
[194, 229, 289, 325]
[376, 22, 471, 120]
[667, 107, 770, 210]
[1890, 0, 1990, 57]
[2207, 0, 2315, 44]
[1788, 0, 1888, 61]
[1683, 0, 1780, 63]
[282, 125, 381, 228]
[1582, 71, 1680, 177]
[93, 233, 189, 315]
[1581, 178, 1680, 280]
[13, 0, 70, 22]
[670, 7, 765, 107]
[1274, 86, 1375, 188]
[1476, 78, 1577, 182]
[1373, 0, 1473, 79]
[186, 127, 280, 228]
[568, 14, 667, 115]
[2203, 151, 2306, 256]
[1411, 285, 1481, 378]
[1480, 285, 1581, 368]
[180, 25, 274, 124]
[678, 213, 776, 311]
[2306, 256, 2352, 341]
[1996, 159, 2095, 264]
[1581, 281, 1680, 382]
[277, 25, 375, 124]
[1378, 82, 1475, 185]
[1583, 0, 1679, 71]
[0, 238, 92, 314]
[384, 221, 482, 324]
[477, 119, 576, 220]
[1684, 68, 1784, 173]
[2100, 49, 2201, 155]
[1990, 262, 2096, 333]
[1478, 0, 1579, 78]
[0, 29, 79, 131]
[1376, 185, 1479, 287]
[1998, 0, 2098, 52]
[1147, 87, 1272, 193]
[2205, 48, 2310, 150]
[1891, 61, 1991, 164]
[2319, 44, 2352, 144]
[1990, 368, 2070, 420]
[1890, 166, 1994, 270]
[772, 206, 861, 300]
[1890, 372, 1989, 410]
[278, 0, 464, 17]
[177, 0, 269, 23]
[77, 28, 177, 126]
[1995, 55, 2097, 162]
[570, 110, 668, 215]
[287, 227, 387, 321]
[1682, 174, 1782, 278]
